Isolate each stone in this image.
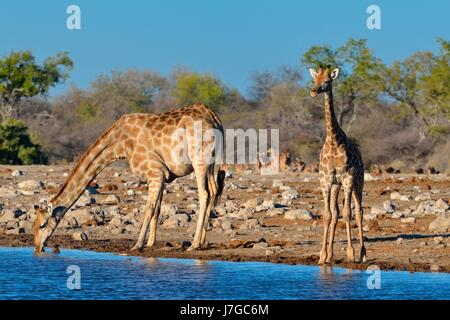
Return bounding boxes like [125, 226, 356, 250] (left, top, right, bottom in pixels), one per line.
[434, 199, 449, 212]
[429, 215, 450, 233]
[272, 180, 284, 188]
[6, 220, 19, 229]
[0, 210, 16, 224]
[111, 227, 125, 235]
[217, 218, 233, 231]
[364, 173, 375, 181]
[18, 220, 33, 231]
[104, 194, 120, 205]
[392, 211, 404, 219]
[225, 171, 233, 178]
[66, 209, 93, 226]
[17, 179, 43, 190]
[370, 206, 388, 216]
[72, 231, 88, 241]
[224, 200, 239, 213]
[401, 217, 416, 224]
[430, 265, 441, 272]
[162, 213, 191, 229]
[255, 200, 275, 212]
[266, 208, 285, 217]
[161, 204, 179, 216]
[126, 189, 135, 196]
[253, 242, 269, 249]
[11, 170, 25, 177]
[399, 195, 413, 201]
[281, 189, 299, 200]
[415, 193, 432, 201]
[75, 195, 95, 207]
[229, 208, 254, 220]
[238, 218, 260, 231]
[6, 227, 25, 235]
[13, 208, 25, 219]
[243, 198, 262, 209]
[396, 238, 404, 244]
[284, 209, 314, 221]
[433, 236, 444, 245]
[390, 191, 401, 200]
[382, 200, 397, 213]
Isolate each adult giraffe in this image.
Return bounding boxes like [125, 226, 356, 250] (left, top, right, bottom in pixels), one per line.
[34, 104, 225, 253]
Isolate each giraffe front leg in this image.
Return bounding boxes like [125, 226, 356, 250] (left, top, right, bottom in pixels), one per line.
[131, 171, 165, 251]
[326, 184, 341, 264]
[342, 179, 355, 262]
[353, 178, 367, 263]
[319, 179, 332, 265]
[146, 186, 163, 248]
[188, 165, 210, 251]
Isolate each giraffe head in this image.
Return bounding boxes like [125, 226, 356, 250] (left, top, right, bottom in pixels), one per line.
[33, 202, 65, 253]
[309, 65, 339, 97]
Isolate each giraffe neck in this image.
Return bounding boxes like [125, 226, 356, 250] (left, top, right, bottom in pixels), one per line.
[50, 121, 124, 214]
[324, 90, 343, 143]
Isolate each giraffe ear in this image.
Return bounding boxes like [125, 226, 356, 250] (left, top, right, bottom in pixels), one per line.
[309, 68, 318, 78]
[330, 68, 340, 80]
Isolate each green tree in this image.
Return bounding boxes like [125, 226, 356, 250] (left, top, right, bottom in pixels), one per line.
[0, 118, 46, 164]
[383, 38, 450, 138]
[0, 51, 73, 122]
[173, 71, 227, 112]
[302, 39, 385, 130]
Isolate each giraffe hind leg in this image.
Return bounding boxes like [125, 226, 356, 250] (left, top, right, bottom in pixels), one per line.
[353, 179, 367, 263]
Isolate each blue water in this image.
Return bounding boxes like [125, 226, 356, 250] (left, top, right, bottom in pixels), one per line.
[0, 247, 448, 300]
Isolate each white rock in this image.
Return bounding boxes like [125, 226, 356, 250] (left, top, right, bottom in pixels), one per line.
[104, 194, 120, 205]
[434, 199, 449, 211]
[382, 200, 397, 213]
[281, 189, 299, 200]
[243, 198, 262, 209]
[238, 218, 261, 231]
[364, 173, 375, 181]
[66, 209, 93, 226]
[229, 208, 254, 220]
[401, 217, 416, 224]
[161, 204, 179, 216]
[11, 170, 25, 177]
[415, 193, 432, 201]
[284, 209, 314, 221]
[266, 208, 285, 217]
[17, 179, 43, 190]
[72, 231, 88, 241]
[429, 215, 450, 233]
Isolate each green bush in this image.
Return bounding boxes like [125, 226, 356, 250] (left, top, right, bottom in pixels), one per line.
[0, 118, 47, 165]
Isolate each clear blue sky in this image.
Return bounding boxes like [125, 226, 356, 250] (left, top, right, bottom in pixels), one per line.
[1, 0, 449, 97]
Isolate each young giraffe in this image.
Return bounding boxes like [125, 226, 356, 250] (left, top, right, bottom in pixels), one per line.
[34, 104, 225, 253]
[309, 66, 367, 264]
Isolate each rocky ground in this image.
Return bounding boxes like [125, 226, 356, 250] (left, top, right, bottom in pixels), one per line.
[0, 164, 449, 273]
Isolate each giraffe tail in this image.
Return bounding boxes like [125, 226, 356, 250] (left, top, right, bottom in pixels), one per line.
[215, 165, 226, 206]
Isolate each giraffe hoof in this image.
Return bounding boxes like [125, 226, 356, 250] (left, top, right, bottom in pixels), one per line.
[131, 245, 143, 252]
[187, 244, 199, 251]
